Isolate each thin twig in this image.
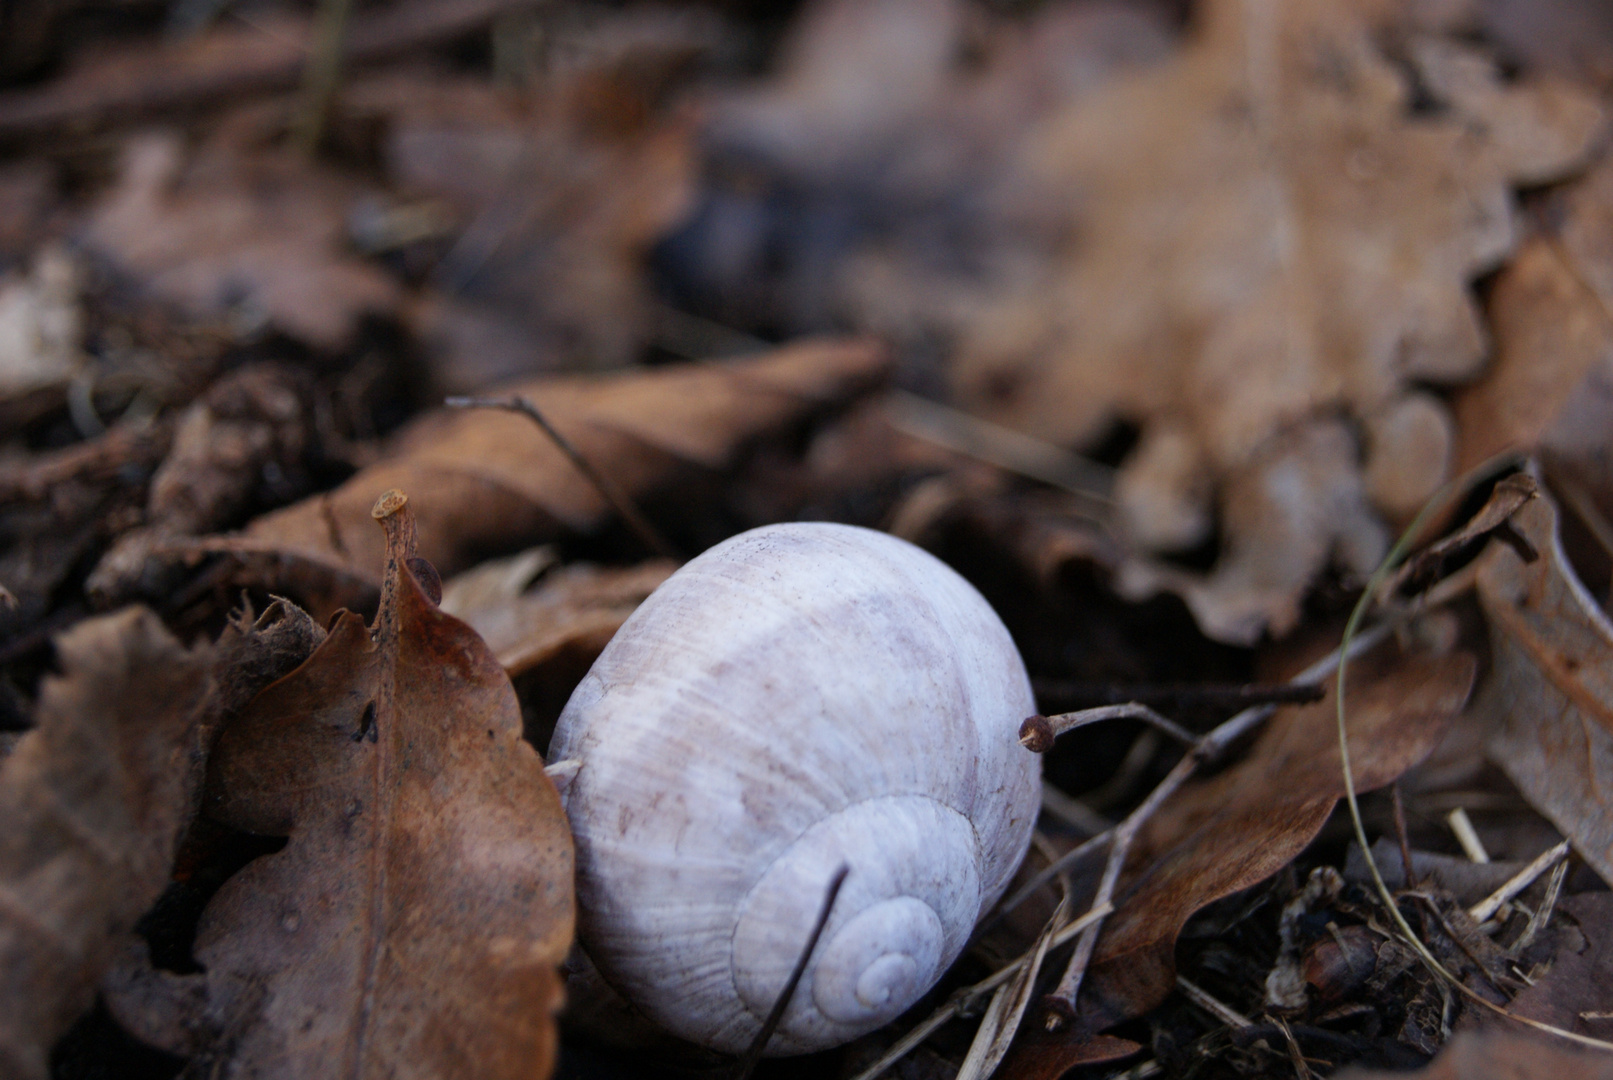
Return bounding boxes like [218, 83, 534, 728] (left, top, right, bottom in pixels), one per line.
[733, 865, 849, 1080]
[1175, 975, 1253, 1029]
[847, 902, 1114, 1080]
[1391, 784, 1417, 888]
[1031, 678, 1324, 716]
[1469, 840, 1572, 925]
[445, 396, 679, 560]
[1020, 703, 1201, 754]
[1336, 464, 1613, 1054]
[291, 0, 354, 153]
[1512, 859, 1568, 955]
[1035, 622, 1393, 1026]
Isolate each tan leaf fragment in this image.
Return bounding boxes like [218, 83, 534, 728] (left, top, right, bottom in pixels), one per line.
[440, 549, 675, 680]
[113, 494, 575, 1078]
[192, 339, 888, 618]
[951, 0, 1602, 640]
[0, 608, 214, 1080]
[1475, 487, 1613, 886]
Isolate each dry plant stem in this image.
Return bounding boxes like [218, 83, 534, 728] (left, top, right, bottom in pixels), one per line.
[1391, 784, 1417, 887]
[444, 396, 679, 561]
[1446, 807, 1490, 863]
[733, 865, 849, 1080]
[981, 829, 1112, 938]
[1174, 975, 1253, 1029]
[1514, 859, 1568, 955]
[1019, 704, 1200, 754]
[1336, 473, 1613, 1054]
[1034, 621, 1393, 1027]
[883, 390, 1114, 510]
[847, 902, 1113, 1080]
[1468, 840, 1571, 924]
[955, 896, 1072, 1080]
[292, 0, 354, 154]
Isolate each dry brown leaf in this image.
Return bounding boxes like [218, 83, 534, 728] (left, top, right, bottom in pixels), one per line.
[441, 551, 675, 680]
[84, 127, 400, 352]
[0, 607, 214, 1080]
[1456, 160, 1613, 515]
[1475, 487, 1613, 886]
[1046, 642, 1474, 1039]
[111, 493, 574, 1078]
[191, 339, 888, 618]
[86, 364, 312, 607]
[947, 0, 1601, 641]
[345, 13, 708, 388]
[1336, 1029, 1613, 1079]
[1506, 893, 1613, 1038]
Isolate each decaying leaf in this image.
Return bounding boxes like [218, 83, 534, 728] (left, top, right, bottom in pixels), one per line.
[1506, 893, 1613, 1037]
[1475, 487, 1613, 886]
[0, 607, 214, 1080]
[86, 363, 313, 607]
[943, 0, 1601, 641]
[1336, 1029, 1612, 1079]
[440, 549, 675, 680]
[190, 338, 888, 617]
[113, 492, 574, 1078]
[84, 127, 401, 352]
[1061, 642, 1473, 1036]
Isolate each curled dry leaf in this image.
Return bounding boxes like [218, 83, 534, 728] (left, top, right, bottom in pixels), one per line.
[1456, 158, 1613, 514]
[193, 339, 888, 618]
[948, 0, 1601, 641]
[1474, 487, 1613, 886]
[0, 607, 214, 1080]
[111, 493, 574, 1078]
[1032, 642, 1475, 1046]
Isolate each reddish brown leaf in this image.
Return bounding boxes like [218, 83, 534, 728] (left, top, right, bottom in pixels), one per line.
[193, 339, 888, 618]
[0, 608, 214, 1080]
[121, 492, 574, 1078]
[1476, 488, 1613, 885]
[1083, 643, 1473, 1032]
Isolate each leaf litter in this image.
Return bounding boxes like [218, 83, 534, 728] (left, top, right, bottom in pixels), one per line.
[3, 0, 1613, 1078]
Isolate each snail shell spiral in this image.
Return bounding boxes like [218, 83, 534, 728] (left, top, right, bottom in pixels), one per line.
[548, 523, 1040, 1054]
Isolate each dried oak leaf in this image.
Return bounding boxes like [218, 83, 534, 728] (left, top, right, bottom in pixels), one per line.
[1053, 641, 1474, 1038]
[951, 0, 1602, 641]
[114, 493, 574, 1078]
[0, 607, 214, 1080]
[84, 127, 400, 352]
[195, 338, 888, 618]
[1474, 487, 1613, 886]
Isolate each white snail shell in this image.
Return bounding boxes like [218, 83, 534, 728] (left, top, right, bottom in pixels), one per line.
[548, 522, 1040, 1055]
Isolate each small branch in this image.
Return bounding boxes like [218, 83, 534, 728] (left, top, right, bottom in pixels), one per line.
[1020, 703, 1200, 754]
[733, 865, 849, 1080]
[445, 396, 679, 561]
[1030, 678, 1324, 716]
[1036, 621, 1393, 1027]
[1468, 840, 1571, 925]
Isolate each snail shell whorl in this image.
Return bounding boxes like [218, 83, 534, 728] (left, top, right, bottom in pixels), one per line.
[549, 523, 1040, 1054]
